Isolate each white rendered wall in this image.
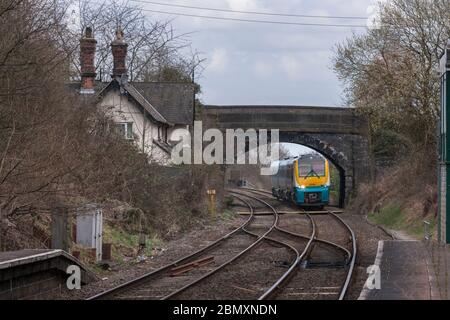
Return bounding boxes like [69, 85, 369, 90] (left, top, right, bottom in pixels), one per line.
[98, 89, 188, 164]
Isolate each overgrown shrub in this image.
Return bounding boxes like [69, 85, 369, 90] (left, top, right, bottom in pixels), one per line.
[349, 152, 438, 225]
[0, 0, 222, 249]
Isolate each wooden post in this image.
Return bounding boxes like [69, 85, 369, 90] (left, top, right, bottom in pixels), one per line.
[137, 232, 147, 257]
[86, 247, 97, 263]
[207, 189, 216, 217]
[102, 243, 112, 261]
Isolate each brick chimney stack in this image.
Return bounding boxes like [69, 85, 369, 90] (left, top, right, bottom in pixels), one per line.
[80, 27, 97, 94]
[111, 27, 128, 80]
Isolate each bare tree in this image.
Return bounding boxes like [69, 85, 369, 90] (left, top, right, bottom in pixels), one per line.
[67, 0, 197, 82]
[333, 0, 450, 167]
[0, 0, 213, 251]
[0, 0, 78, 227]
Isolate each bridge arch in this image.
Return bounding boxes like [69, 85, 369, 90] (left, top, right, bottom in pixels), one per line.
[279, 133, 350, 207]
[202, 105, 370, 207]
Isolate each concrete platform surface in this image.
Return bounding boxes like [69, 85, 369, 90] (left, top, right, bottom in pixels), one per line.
[0, 249, 55, 265]
[0, 249, 97, 280]
[359, 240, 440, 300]
[0, 249, 98, 299]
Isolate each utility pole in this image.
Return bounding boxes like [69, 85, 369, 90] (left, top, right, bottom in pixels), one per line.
[192, 66, 196, 123]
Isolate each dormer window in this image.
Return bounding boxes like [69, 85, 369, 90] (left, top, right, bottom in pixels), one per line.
[114, 122, 134, 140]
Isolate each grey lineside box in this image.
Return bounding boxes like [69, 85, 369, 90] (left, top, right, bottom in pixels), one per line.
[76, 206, 103, 261]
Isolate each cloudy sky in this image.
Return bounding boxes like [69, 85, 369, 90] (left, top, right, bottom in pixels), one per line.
[137, 0, 376, 107]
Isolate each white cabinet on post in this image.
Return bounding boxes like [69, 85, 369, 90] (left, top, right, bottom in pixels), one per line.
[76, 206, 103, 261]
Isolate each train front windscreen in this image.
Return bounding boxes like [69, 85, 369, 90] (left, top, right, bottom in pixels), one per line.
[298, 156, 326, 177]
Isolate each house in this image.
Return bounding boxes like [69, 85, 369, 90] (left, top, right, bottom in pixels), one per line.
[73, 27, 194, 164]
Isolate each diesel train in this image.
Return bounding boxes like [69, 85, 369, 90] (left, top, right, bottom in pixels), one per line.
[271, 153, 330, 207]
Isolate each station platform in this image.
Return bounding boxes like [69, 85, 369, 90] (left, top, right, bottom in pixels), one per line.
[0, 249, 61, 265]
[0, 249, 97, 299]
[359, 240, 440, 300]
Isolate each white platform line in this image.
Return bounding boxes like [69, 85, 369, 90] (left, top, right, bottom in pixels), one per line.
[358, 240, 384, 300]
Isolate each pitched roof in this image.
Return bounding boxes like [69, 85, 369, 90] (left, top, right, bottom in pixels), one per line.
[122, 82, 169, 124]
[68, 80, 194, 126]
[131, 82, 194, 125]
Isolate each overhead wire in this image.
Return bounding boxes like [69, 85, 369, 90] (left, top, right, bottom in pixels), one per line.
[80, 0, 369, 28]
[125, 6, 368, 28]
[129, 0, 368, 20]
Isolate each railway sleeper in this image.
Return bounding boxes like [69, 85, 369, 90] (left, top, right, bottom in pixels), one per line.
[300, 259, 347, 269]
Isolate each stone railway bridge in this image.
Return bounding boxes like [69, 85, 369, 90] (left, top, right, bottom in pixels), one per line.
[202, 105, 370, 207]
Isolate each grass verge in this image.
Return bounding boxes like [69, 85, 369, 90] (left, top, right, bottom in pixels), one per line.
[368, 204, 436, 239]
[103, 224, 163, 264]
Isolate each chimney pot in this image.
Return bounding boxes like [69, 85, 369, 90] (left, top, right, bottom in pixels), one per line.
[111, 27, 128, 79]
[80, 27, 97, 94]
[85, 27, 93, 38]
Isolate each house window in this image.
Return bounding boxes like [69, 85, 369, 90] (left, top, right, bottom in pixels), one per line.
[114, 122, 134, 140]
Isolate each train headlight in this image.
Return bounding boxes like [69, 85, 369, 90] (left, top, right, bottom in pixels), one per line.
[300, 185, 306, 189]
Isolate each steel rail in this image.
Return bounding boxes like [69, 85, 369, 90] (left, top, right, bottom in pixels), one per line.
[87, 194, 256, 300]
[229, 190, 316, 300]
[240, 187, 357, 300]
[161, 191, 280, 300]
[88, 187, 356, 301]
[328, 211, 357, 300]
[238, 187, 274, 197]
[280, 228, 351, 261]
[236, 187, 351, 260]
[257, 215, 316, 300]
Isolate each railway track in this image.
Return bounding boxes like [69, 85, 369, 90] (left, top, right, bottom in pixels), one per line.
[235, 187, 357, 300]
[88, 190, 314, 300]
[87, 187, 356, 300]
[162, 191, 305, 300]
[87, 194, 257, 300]
[222, 190, 315, 300]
